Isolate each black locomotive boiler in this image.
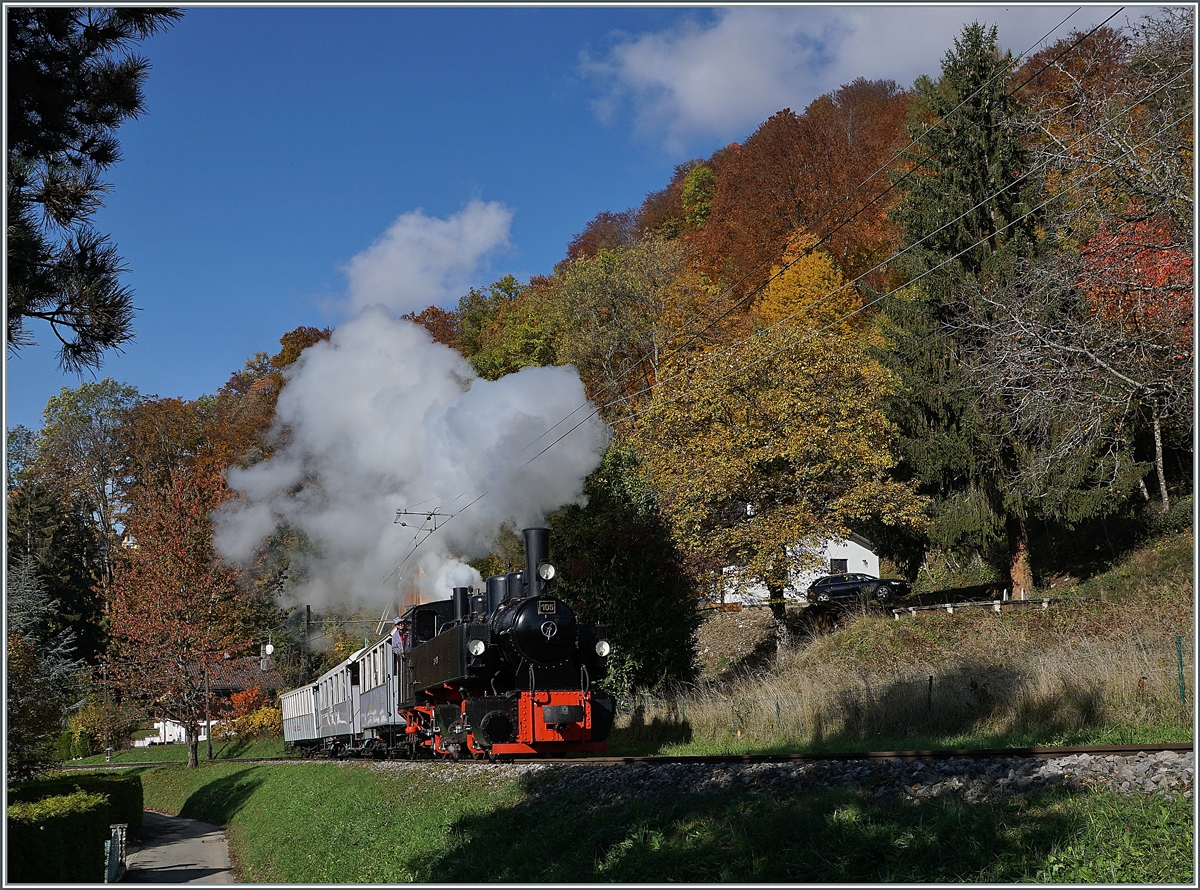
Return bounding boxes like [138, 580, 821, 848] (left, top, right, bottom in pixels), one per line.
[281, 528, 615, 758]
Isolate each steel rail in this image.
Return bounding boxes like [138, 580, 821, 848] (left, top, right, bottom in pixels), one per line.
[533, 742, 1194, 766]
[57, 742, 1192, 771]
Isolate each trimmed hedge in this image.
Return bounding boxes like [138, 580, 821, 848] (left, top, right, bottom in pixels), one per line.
[7, 791, 109, 883]
[7, 772, 143, 836]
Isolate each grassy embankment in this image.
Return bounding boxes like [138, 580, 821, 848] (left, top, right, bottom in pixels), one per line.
[128, 526, 1194, 882]
[609, 525, 1195, 756]
[135, 758, 1191, 883]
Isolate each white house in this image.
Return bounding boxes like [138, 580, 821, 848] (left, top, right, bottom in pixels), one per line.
[132, 719, 225, 747]
[719, 534, 880, 605]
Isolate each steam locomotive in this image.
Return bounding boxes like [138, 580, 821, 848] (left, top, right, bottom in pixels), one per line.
[280, 528, 615, 759]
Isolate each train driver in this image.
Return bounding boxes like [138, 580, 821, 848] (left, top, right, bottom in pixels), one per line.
[391, 616, 411, 672]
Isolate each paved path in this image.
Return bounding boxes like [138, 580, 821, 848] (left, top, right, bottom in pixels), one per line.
[123, 810, 235, 883]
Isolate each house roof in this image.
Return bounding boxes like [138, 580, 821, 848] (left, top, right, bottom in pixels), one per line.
[847, 532, 877, 553]
[198, 656, 286, 694]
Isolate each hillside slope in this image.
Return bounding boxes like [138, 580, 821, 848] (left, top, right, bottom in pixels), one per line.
[674, 527, 1192, 751]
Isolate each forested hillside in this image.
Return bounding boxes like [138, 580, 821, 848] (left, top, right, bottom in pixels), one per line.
[402, 13, 1192, 641]
[7, 12, 1192, 776]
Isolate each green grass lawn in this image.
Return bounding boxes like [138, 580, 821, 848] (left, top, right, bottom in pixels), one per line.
[136, 760, 1193, 883]
[71, 737, 287, 765]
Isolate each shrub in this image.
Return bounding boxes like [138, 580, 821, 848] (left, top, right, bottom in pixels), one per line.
[911, 549, 1001, 596]
[231, 685, 267, 716]
[234, 706, 283, 739]
[66, 688, 145, 756]
[8, 772, 144, 836]
[6, 791, 108, 882]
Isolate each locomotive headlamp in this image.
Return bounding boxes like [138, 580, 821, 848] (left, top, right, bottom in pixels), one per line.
[595, 639, 611, 657]
[538, 563, 556, 581]
[468, 638, 486, 656]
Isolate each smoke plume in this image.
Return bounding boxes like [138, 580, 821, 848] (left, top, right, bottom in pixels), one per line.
[213, 306, 609, 613]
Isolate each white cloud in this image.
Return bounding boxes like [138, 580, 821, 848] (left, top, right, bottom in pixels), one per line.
[342, 198, 513, 315]
[584, 5, 1125, 149]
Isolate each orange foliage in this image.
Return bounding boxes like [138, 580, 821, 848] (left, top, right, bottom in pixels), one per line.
[231, 685, 267, 717]
[695, 79, 907, 295]
[565, 209, 638, 261]
[1078, 213, 1193, 349]
[400, 305, 459, 347]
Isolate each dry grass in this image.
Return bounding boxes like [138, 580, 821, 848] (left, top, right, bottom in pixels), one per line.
[614, 530, 1194, 752]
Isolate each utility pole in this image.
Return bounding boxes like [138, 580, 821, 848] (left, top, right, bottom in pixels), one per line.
[204, 661, 212, 760]
[102, 663, 112, 760]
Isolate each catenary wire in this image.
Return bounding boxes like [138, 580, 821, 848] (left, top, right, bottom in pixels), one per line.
[383, 11, 1167, 574]
[518, 7, 1119, 453]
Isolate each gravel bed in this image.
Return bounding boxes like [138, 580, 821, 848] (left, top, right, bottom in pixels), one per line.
[370, 749, 1192, 804]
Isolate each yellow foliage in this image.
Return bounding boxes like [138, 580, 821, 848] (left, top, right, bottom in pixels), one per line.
[630, 293, 927, 591]
[233, 706, 283, 739]
[754, 235, 857, 330]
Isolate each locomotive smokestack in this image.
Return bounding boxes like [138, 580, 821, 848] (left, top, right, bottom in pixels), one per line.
[486, 575, 508, 612]
[523, 527, 550, 599]
[452, 587, 470, 621]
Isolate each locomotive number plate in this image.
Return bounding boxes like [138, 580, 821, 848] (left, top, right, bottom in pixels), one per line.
[538, 600, 557, 615]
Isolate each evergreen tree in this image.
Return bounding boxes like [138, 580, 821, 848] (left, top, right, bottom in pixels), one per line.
[549, 442, 700, 691]
[7, 7, 181, 371]
[6, 556, 84, 781]
[7, 478, 106, 663]
[880, 23, 1042, 595]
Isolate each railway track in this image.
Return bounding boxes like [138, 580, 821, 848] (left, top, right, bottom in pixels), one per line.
[58, 741, 1192, 770]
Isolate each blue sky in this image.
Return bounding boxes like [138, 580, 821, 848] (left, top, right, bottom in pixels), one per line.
[6, 3, 1128, 433]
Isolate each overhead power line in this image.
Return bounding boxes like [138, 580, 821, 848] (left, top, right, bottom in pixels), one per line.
[385, 8, 1165, 572]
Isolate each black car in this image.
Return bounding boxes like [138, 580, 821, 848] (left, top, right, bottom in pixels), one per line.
[805, 573, 910, 604]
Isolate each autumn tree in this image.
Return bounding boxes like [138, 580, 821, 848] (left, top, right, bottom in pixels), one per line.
[552, 236, 730, 418]
[565, 209, 639, 261]
[1076, 214, 1192, 510]
[7, 8, 182, 371]
[28, 378, 139, 583]
[754, 234, 850, 328]
[270, 325, 333, 371]
[696, 79, 907, 294]
[1014, 8, 1194, 509]
[106, 468, 250, 769]
[1017, 9, 1193, 246]
[399, 305, 458, 348]
[952, 221, 1192, 523]
[632, 244, 924, 643]
[100, 327, 333, 765]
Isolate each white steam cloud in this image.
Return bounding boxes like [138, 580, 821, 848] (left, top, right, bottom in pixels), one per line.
[214, 307, 609, 612]
[342, 199, 513, 316]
